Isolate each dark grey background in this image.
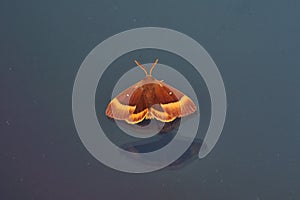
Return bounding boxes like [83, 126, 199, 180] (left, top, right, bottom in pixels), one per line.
[1, 0, 299, 199]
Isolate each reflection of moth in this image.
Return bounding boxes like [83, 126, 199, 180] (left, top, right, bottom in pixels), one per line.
[120, 135, 204, 170]
[106, 59, 197, 124]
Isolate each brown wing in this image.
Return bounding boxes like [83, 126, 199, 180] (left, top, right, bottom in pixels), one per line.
[150, 81, 197, 122]
[105, 81, 149, 124]
[106, 79, 197, 124]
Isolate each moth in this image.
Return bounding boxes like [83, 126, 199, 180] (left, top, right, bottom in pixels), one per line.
[105, 59, 197, 124]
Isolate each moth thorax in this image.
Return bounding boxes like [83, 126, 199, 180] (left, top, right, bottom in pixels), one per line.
[144, 89, 155, 105]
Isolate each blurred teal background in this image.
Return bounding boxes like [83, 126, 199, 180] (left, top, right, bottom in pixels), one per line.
[1, 0, 300, 199]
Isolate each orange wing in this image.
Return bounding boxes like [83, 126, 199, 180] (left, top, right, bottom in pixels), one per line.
[105, 81, 149, 124]
[150, 81, 197, 122]
[105, 80, 197, 124]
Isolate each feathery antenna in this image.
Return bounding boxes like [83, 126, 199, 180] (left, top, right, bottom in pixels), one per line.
[134, 58, 159, 76]
[149, 58, 158, 76]
[134, 60, 148, 76]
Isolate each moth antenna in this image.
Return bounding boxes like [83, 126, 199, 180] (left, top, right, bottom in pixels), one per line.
[149, 58, 159, 76]
[134, 60, 148, 76]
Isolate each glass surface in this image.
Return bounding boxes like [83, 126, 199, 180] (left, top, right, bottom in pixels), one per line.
[1, 0, 299, 199]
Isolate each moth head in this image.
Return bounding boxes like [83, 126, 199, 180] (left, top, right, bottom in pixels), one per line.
[134, 59, 159, 77]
